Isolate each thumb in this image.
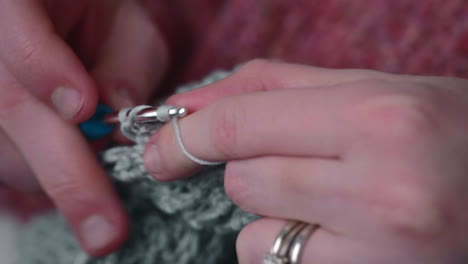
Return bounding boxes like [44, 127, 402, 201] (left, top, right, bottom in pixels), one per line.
[0, 0, 98, 122]
[92, 0, 170, 111]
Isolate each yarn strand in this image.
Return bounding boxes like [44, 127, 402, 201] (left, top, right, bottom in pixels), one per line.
[118, 104, 224, 166]
[172, 117, 224, 166]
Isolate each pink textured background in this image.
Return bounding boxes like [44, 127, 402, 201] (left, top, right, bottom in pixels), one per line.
[2, 0, 468, 218]
[144, 0, 468, 86]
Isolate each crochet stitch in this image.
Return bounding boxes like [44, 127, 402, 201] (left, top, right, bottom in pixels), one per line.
[18, 69, 258, 264]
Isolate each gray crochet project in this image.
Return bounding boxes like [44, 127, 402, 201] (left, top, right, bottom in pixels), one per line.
[18, 69, 258, 264]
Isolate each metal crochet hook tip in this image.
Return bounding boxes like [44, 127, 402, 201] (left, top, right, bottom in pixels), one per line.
[103, 106, 188, 125]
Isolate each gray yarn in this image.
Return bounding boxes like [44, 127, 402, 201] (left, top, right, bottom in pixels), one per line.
[18, 68, 258, 264]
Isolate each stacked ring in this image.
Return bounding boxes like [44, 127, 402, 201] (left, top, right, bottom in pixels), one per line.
[263, 221, 319, 264]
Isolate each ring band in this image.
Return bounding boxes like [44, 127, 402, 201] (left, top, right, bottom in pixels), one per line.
[264, 221, 318, 264]
[288, 224, 319, 264]
[271, 221, 306, 259]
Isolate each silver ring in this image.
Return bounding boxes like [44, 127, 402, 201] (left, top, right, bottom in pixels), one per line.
[263, 221, 318, 264]
[288, 224, 319, 264]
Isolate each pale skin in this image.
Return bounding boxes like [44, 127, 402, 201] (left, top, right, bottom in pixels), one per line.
[0, 0, 168, 256]
[0, 1, 467, 263]
[155, 60, 468, 263]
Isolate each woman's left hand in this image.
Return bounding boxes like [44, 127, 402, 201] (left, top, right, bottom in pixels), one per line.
[143, 60, 468, 263]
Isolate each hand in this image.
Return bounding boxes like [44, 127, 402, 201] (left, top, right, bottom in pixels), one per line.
[0, 0, 169, 255]
[144, 60, 468, 263]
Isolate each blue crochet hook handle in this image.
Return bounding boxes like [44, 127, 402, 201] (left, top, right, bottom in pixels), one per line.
[79, 104, 115, 140]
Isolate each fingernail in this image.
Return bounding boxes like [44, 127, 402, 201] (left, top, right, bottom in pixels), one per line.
[51, 86, 82, 119]
[111, 88, 135, 109]
[144, 144, 162, 175]
[80, 215, 117, 251]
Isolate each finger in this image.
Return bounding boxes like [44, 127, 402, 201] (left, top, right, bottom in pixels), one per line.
[224, 156, 389, 242]
[224, 157, 347, 226]
[93, 0, 169, 110]
[228, 154, 453, 254]
[62, 0, 119, 67]
[0, 72, 128, 255]
[166, 59, 394, 111]
[144, 85, 370, 180]
[237, 218, 405, 264]
[0, 128, 38, 192]
[0, 0, 97, 121]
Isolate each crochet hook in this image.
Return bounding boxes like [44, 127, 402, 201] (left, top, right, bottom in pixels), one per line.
[79, 104, 188, 140]
[103, 105, 188, 125]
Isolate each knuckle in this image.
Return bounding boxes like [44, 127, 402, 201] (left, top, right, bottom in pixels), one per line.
[224, 163, 252, 212]
[210, 98, 247, 158]
[11, 36, 40, 69]
[240, 58, 273, 73]
[372, 178, 447, 239]
[233, 59, 281, 93]
[0, 86, 31, 123]
[45, 177, 89, 204]
[350, 92, 440, 144]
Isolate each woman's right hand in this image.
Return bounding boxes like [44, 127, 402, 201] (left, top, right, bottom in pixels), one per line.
[0, 0, 169, 256]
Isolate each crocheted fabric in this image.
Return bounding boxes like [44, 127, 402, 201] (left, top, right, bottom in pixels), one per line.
[18, 69, 258, 264]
